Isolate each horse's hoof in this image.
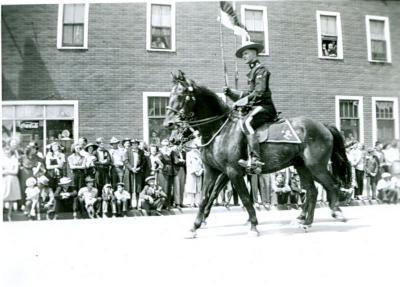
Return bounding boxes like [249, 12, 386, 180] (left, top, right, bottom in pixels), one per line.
[185, 230, 197, 239]
[248, 229, 260, 237]
[299, 224, 311, 232]
[332, 211, 347, 222]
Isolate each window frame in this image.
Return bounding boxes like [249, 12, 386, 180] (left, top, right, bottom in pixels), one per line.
[365, 15, 391, 63]
[316, 10, 343, 60]
[143, 92, 170, 143]
[57, 3, 89, 50]
[372, 97, 399, 145]
[240, 5, 269, 56]
[335, 96, 364, 143]
[2, 100, 79, 155]
[146, 1, 176, 52]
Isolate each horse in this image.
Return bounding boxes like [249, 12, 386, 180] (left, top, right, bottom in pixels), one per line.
[164, 71, 351, 237]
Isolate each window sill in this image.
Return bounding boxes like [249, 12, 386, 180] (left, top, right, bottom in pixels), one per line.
[147, 48, 176, 53]
[368, 60, 392, 64]
[318, 56, 343, 61]
[57, 46, 88, 50]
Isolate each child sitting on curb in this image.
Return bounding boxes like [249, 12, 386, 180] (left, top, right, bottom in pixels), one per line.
[24, 177, 41, 220]
[139, 176, 167, 216]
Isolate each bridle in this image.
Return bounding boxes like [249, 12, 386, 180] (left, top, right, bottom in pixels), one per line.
[166, 79, 231, 149]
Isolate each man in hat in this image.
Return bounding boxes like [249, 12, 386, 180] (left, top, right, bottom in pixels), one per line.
[121, 138, 132, 152]
[77, 176, 101, 218]
[365, 147, 380, 199]
[124, 138, 146, 209]
[139, 176, 167, 215]
[223, 41, 277, 173]
[54, 177, 78, 219]
[84, 142, 99, 179]
[109, 137, 125, 189]
[94, 137, 112, 195]
[101, 183, 115, 218]
[113, 182, 131, 217]
[376, 172, 396, 203]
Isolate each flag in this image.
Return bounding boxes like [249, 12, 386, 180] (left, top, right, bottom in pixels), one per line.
[218, 1, 250, 40]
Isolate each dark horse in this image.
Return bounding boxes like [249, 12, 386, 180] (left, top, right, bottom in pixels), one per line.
[164, 71, 351, 237]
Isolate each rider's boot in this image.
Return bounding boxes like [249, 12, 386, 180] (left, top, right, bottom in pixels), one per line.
[238, 133, 264, 173]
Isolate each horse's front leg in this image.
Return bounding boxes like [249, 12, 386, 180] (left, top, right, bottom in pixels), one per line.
[227, 167, 260, 236]
[189, 166, 220, 237]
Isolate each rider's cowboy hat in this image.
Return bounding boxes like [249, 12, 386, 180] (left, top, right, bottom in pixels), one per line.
[145, 176, 156, 183]
[84, 143, 98, 151]
[59, 177, 72, 185]
[109, 137, 120, 144]
[235, 41, 264, 58]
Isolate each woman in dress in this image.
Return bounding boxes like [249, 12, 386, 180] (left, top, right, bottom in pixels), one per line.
[184, 140, 204, 207]
[3, 144, 22, 221]
[45, 142, 66, 190]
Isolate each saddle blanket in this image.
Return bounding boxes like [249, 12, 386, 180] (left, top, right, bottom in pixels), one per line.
[256, 119, 302, 144]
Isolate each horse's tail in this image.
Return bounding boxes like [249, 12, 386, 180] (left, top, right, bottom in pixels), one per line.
[324, 124, 352, 187]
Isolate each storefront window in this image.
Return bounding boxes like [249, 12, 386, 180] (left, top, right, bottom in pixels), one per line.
[16, 105, 44, 119]
[16, 120, 44, 152]
[47, 120, 74, 155]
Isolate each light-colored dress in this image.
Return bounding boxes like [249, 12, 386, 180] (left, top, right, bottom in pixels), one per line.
[184, 149, 203, 206]
[2, 155, 22, 202]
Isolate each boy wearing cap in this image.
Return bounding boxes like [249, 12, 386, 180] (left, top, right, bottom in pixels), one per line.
[377, 173, 397, 203]
[113, 182, 131, 217]
[78, 176, 101, 218]
[54, 177, 78, 219]
[24, 177, 41, 220]
[223, 41, 277, 173]
[139, 176, 166, 215]
[37, 175, 55, 220]
[102, 184, 115, 218]
[365, 148, 379, 199]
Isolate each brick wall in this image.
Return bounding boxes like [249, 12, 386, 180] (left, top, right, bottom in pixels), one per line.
[2, 1, 400, 146]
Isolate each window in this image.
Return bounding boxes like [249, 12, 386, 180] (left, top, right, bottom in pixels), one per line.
[335, 96, 364, 143]
[143, 93, 171, 144]
[372, 97, 399, 145]
[241, 5, 269, 55]
[2, 101, 79, 156]
[366, 16, 391, 62]
[147, 2, 176, 51]
[57, 3, 89, 49]
[316, 11, 343, 59]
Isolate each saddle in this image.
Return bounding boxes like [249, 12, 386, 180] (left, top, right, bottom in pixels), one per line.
[255, 118, 302, 144]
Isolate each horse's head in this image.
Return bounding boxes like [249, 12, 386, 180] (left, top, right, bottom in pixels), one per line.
[163, 70, 197, 129]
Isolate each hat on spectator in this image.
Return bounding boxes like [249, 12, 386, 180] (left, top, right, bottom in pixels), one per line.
[96, 137, 104, 144]
[26, 177, 37, 187]
[235, 41, 264, 58]
[37, 175, 49, 186]
[59, 177, 72, 185]
[117, 182, 125, 187]
[110, 137, 120, 144]
[85, 176, 95, 183]
[104, 183, 112, 189]
[382, 172, 391, 178]
[130, 138, 140, 144]
[121, 138, 132, 145]
[145, 176, 156, 183]
[84, 143, 99, 151]
[161, 139, 170, 146]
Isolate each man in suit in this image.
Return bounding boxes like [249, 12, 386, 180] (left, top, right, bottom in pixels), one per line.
[124, 139, 146, 209]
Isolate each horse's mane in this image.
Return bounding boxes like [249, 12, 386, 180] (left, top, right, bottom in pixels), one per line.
[193, 84, 230, 116]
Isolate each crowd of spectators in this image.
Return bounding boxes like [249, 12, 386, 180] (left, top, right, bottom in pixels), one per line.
[2, 133, 400, 222]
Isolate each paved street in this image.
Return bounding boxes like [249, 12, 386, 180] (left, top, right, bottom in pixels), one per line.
[2, 205, 400, 287]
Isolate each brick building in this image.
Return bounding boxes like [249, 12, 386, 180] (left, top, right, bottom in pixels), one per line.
[2, 0, 399, 155]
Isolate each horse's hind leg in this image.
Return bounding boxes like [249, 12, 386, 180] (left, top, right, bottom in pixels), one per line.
[295, 164, 318, 227]
[312, 169, 346, 222]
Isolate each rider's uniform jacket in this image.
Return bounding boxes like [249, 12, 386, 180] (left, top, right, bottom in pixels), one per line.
[241, 60, 273, 108]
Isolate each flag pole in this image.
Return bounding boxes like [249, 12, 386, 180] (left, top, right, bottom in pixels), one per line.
[219, 11, 229, 87]
[233, 1, 239, 90]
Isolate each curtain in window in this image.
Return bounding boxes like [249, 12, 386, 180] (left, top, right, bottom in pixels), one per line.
[151, 5, 171, 48]
[63, 4, 85, 46]
[321, 15, 337, 36]
[370, 20, 385, 40]
[376, 101, 393, 119]
[245, 10, 263, 32]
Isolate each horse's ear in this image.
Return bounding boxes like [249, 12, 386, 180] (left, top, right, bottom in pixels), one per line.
[177, 70, 186, 81]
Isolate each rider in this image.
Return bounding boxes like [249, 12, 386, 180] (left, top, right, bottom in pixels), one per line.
[223, 41, 277, 171]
